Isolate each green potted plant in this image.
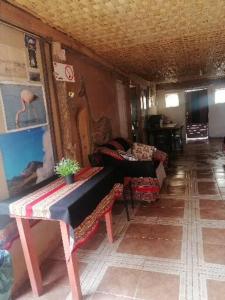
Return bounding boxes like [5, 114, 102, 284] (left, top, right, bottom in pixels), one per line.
[54, 158, 80, 184]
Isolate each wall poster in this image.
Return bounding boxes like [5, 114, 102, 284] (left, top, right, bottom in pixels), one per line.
[0, 23, 55, 201]
[0, 83, 47, 131]
[0, 44, 27, 80]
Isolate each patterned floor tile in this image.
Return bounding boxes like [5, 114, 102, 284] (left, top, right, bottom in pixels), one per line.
[117, 236, 182, 259]
[135, 205, 184, 218]
[203, 243, 225, 265]
[96, 266, 141, 297]
[15, 138, 225, 300]
[135, 270, 180, 300]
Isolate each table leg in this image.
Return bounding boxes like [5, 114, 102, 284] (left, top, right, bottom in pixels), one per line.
[104, 210, 113, 243]
[60, 221, 82, 300]
[15, 217, 43, 296]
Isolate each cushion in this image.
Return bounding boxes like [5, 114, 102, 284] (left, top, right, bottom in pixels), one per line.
[114, 137, 131, 151]
[97, 147, 124, 161]
[117, 150, 137, 161]
[132, 143, 156, 161]
[123, 177, 160, 203]
[101, 143, 117, 150]
[152, 149, 168, 166]
[108, 140, 125, 151]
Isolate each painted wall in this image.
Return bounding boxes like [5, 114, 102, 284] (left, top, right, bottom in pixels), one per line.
[67, 51, 121, 137]
[116, 80, 130, 139]
[156, 83, 225, 138]
[156, 89, 186, 137]
[208, 84, 225, 137]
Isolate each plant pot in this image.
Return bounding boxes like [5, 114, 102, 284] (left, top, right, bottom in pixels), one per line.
[64, 174, 74, 184]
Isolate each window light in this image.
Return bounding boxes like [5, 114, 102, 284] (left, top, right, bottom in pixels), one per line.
[165, 93, 179, 108]
[215, 88, 225, 104]
[143, 95, 147, 110]
[140, 96, 144, 109]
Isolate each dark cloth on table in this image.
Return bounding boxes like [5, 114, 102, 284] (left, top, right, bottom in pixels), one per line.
[0, 167, 117, 229]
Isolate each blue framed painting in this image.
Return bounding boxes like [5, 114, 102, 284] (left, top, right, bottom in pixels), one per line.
[0, 126, 54, 198]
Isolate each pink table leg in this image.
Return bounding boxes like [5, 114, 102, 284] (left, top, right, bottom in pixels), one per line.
[105, 210, 113, 243]
[16, 217, 43, 296]
[60, 221, 82, 300]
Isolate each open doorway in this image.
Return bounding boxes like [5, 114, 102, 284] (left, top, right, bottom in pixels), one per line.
[185, 89, 209, 140]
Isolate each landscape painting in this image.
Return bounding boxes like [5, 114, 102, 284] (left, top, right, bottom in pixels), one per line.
[0, 126, 54, 198]
[0, 83, 47, 131]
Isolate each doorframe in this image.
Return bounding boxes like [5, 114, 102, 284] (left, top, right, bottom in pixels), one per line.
[184, 87, 209, 141]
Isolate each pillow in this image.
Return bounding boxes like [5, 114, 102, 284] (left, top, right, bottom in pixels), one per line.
[108, 140, 125, 151]
[97, 147, 124, 161]
[101, 143, 117, 150]
[132, 143, 156, 161]
[117, 150, 138, 161]
[114, 137, 132, 151]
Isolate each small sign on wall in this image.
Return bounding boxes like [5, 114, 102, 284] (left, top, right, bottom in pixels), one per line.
[53, 62, 75, 82]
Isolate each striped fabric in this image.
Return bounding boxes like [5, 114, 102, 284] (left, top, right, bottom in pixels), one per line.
[9, 167, 103, 220]
[73, 183, 121, 251]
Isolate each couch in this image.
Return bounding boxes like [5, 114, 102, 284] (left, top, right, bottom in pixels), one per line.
[89, 137, 167, 203]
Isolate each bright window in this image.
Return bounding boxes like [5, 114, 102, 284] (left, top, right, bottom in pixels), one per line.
[165, 93, 179, 108]
[143, 95, 147, 109]
[140, 93, 147, 110]
[215, 88, 225, 104]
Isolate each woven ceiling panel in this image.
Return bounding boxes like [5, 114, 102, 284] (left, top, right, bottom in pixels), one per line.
[10, 0, 225, 82]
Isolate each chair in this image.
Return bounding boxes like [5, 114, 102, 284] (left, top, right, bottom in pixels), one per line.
[174, 126, 184, 151]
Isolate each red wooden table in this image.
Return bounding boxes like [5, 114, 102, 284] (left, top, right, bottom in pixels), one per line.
[5, 167, 117, 299]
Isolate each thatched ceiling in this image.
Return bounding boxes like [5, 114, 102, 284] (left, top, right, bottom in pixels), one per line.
[9, 0, 225, 83]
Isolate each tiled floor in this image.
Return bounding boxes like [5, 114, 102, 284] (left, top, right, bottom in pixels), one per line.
[15, 139, 225, 300]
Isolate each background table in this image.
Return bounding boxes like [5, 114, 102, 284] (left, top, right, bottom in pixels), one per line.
[146, 124, 183, 152]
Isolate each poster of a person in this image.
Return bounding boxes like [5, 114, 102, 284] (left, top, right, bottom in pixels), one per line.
[24, 34, 38, 68]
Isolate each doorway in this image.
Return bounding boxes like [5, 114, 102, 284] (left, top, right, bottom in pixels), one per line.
[130, 87, 140, 141]
[185, 89, 209, 140]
